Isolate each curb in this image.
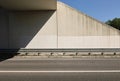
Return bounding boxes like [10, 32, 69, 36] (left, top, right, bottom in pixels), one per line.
[16, 52, 120, 57]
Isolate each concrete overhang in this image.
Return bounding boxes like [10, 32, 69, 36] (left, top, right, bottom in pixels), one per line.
[0, 0, 57, 10]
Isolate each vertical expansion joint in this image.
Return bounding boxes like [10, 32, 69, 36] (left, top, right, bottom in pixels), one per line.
[56, 8, 59, 48]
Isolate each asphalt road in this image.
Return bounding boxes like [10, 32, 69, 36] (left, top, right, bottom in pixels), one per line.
[0, 57, 120, 81]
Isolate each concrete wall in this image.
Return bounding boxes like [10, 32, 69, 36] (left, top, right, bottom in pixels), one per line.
[57, 2, 120, 48]
[0, 2, 120, 49]
[9, 11, 57, 49]
[0, 10, 57, 49]
[0, 9, 9, 49]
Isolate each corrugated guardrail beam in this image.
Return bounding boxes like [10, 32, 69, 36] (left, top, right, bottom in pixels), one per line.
[0, 49, 120, 56]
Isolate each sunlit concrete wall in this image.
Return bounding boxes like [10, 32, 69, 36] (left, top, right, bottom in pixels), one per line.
[57, 2, 120, 48]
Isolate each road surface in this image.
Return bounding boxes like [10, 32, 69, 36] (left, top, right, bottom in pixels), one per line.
[0, 57, 120, 81]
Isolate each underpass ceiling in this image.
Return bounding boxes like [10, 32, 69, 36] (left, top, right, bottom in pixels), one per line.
[0, 0, 57, 10]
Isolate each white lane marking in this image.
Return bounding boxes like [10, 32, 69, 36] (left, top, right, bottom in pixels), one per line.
[0, 70, 120, 73]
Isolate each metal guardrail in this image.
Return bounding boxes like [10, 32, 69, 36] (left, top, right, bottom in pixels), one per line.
[0, 48, 120, 52]
[0, 49, 120, 56]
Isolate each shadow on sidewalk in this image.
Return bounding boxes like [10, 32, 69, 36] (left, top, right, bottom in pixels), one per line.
[0, 53, 19, 62]
[0, 49, 20, 62]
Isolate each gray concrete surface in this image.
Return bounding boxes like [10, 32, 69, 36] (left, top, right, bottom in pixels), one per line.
[0, 58, 120, 81]
[0, 0, 57, 10]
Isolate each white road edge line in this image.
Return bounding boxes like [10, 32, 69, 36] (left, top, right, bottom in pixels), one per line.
[0, 70, 120, 73]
